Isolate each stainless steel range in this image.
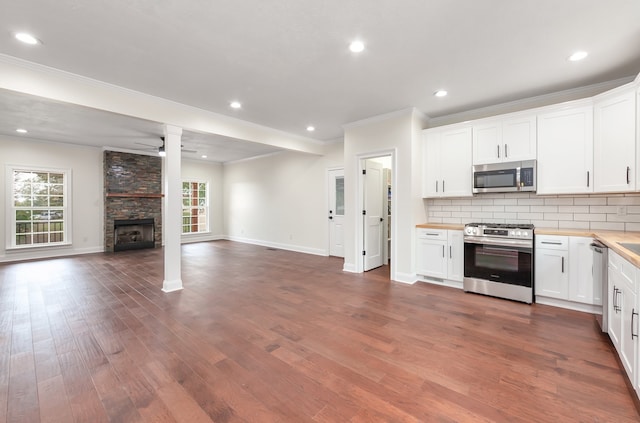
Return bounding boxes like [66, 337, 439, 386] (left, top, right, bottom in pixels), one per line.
[463, 223, 534, 304]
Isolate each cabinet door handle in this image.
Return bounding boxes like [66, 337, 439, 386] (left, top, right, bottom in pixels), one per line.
[504, 144, 508, 158]
[442, 245, 445, 258]
[627, 166, 631, 184]
[541, 241, 562, 245]
[442, 180, 445, 192]
[435, 180, 438, 192]
[587, 171, 590, 187]
[497, 145, 500, 158]
[425, 232, 439, 236]
[561, 256, 564, 273]
[449, 245, 452, 259]
[632, 309, 639, 340]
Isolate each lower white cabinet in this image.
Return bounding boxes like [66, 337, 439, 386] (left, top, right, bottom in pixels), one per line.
[416, 229, 463, 283]
[535, 235, 595, 306]
[608, 250, 638, 390]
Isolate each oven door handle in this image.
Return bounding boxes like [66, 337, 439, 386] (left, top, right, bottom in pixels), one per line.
[464, 236, 533, 249]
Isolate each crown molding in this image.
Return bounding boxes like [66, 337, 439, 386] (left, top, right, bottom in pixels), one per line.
[342, 107, 417, 130]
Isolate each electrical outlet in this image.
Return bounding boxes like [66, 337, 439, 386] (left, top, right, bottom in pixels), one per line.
[617, 206, 627, 216]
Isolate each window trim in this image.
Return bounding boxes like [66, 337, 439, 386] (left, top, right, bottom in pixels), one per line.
[5, 165, 73, 250]
[181, 179, 209, 235]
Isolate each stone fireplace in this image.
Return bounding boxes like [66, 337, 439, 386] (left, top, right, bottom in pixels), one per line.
[104, 151, 162, 252]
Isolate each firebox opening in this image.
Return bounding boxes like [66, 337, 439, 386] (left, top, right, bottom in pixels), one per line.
[114, 219, 155, 252]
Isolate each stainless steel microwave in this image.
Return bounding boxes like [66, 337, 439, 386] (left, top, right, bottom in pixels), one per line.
[472, 160, 536, 193]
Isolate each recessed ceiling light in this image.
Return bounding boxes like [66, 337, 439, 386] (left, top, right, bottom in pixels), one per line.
[16, 128, 28, 133]
[434, 90, 448, 97]
[201, 155, 207, 159]
[230, 101, 242, 109]
[15, 32, 40, 45]
[306, 126, 315, 132]
[569, 51, 588, 61]
[349, 40, 365, 53]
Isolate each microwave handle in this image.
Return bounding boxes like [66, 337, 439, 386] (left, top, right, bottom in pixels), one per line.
[516, 166, 521, 190]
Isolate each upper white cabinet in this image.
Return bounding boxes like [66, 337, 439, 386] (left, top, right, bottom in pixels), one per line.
[422, 125, 472, 198]
[537, 101, 594, 195]
[472, 114, 537, 165]
[593, 87, 637, 192]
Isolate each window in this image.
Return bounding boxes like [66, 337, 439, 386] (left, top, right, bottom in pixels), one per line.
[9, 168, 70, 248]
[182, 181, 208, 234]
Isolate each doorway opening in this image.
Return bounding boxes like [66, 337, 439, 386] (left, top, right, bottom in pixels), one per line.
[360, 153, 393, 275]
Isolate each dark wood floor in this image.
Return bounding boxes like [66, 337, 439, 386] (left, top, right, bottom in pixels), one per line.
[1, 240, 638, 422]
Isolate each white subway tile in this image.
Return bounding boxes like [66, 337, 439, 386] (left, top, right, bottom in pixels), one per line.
[461, 205, 483, 212]
[493, 212, 518, 219]
[544, 213, 574, 221]
[607, 214, 640, 223]
[433, 199, 452, 206]
[590, 222, 625, 231]
[530, 206, 558, 213]
[442, 206, 461, 212]
[505, 205, 531, 213]
[608, 196, 640, 205]
[493, 199, 519, 205]
[533, 220, 557, 228]
[482, 206, 505, 212]
[451, 199, 472, 206]
[544, 198, 574, 206]
[518, 198, 545, 206]
[442, 217, 462, 224]
[470, 199, 495, 206]
[627, 206, 640, 214]
[558, 205, 589, 213]
[471, 212, 494, 219]
[625, 223, 640, 232]
[428, 217, 443, 223]
[451, 212, 472, 218]
[558, 221, 590, 230]
[432, 211, 451, 217]
[574, 197, 607, 206]
[574, 213, 606, 222]
[590, 206, 618, 213]
[517, 212, 543, 220]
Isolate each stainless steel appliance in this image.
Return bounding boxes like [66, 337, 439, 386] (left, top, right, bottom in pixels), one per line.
[463, 223, 534, 303]
[472, 160, 536, 193]
[591, 240, 608, 332]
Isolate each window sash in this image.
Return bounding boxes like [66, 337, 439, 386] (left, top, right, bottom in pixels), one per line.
[182, 180, 208, 234]
[8, 167, 70, 249]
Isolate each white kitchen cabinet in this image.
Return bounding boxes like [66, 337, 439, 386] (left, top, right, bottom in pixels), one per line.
[447, 230, 464, 282]
[422, 126, 472, 198]
[593, 87, 636, 192]
[416, 228, 463, 283]
[535, 236, 569, 299]
[537, 101, 594, 194]
[472, 114, 536, 165]
[607, 250, 638, 388]
[568, 237, 597, 304]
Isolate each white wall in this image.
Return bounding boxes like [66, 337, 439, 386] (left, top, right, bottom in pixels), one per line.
[0, 136, 104, 262]
[223, 143, 343, 255]
[181, 159, 224, 243]
[343, 109, 427, 282]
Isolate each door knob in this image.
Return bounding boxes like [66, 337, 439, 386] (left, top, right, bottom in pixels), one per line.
[329, 216, 333, 220]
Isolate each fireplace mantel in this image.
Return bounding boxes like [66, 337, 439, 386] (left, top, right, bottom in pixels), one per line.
[106, 193, 164, 198]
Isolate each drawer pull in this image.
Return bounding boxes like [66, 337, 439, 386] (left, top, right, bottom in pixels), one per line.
[541, 241, 562, 245]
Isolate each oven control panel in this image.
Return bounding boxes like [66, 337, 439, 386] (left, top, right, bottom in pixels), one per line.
[464, 224, 533, 240]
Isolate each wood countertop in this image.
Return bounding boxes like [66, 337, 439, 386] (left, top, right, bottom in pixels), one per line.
[416, 223, 640, 267]
[415, 223, 464, 230]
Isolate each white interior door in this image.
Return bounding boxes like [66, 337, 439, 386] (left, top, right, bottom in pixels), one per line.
[328, 168, 345, 257]
[363, 160, 384, 271]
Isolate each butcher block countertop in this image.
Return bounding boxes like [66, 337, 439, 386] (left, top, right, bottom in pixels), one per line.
[415, 223, 464, 230]
[416, 223, 640, 267]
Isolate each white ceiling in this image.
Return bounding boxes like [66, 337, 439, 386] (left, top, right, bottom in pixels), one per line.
[1, 0, 640, 161]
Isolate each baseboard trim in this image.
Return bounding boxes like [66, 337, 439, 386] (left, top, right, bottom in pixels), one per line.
[0, 245, 103, 263]
[393, 272, 417, 284]
[162, 279, 184, 293]
[535, 296, 601, 314]
[224, 235, 327, 256]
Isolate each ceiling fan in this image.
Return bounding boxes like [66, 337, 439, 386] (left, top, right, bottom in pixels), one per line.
[133, 136, 197, 155]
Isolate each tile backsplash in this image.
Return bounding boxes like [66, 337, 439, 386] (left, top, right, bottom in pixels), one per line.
[425, 193, 640, 231]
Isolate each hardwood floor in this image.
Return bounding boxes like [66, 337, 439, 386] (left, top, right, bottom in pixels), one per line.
[0, 240, 638, 422]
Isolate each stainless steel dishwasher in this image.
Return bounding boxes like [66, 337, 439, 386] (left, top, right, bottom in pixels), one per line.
[591, 240, 608, 332]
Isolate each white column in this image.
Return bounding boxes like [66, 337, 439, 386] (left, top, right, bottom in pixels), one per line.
[162, 124, 183, 292]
